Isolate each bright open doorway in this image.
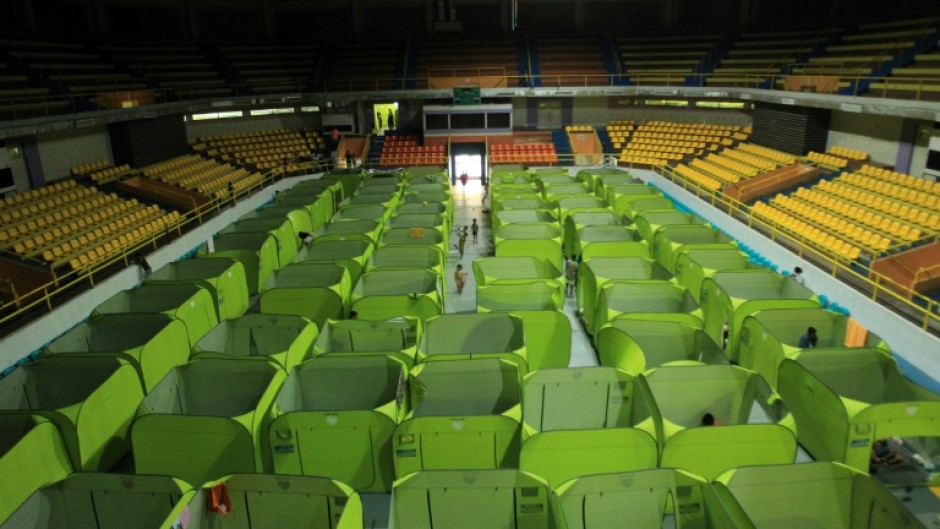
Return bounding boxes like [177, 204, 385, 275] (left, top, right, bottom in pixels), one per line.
[372, 102, 399, 135]
[454, 154, 483, 181]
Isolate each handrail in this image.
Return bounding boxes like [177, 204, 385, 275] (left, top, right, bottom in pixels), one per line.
[654, 162, 940, 333]
[0, 164, 324, 330]
[914, 262, 940, 283]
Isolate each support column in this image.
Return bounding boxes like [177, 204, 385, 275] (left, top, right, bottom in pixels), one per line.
[895, 118, 919, 174]
[500, 0, 511, 32]
[573, 0, 585, 32]
[262, 0, 276, 38]
[184, 0, 199, 40]
[352, 0, 364, 37]
[738, 0, 754, 32]
[659, 0, 678, 30]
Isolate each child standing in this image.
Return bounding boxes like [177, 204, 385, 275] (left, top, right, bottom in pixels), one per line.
[458, 230, 468, 258]
[470, 219, 479, 244]
[454, 264, 467, 294]
[564, 256, 578, 298]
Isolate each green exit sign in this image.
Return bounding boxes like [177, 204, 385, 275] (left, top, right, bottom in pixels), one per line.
[453, 86, 481, 105]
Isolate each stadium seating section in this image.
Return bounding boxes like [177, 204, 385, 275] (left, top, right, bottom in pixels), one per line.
[415, 37, 521, 89]
[618, 121, 745, 166]
[104, 43, 229, 99]
[708, 29, 837, 88]
[490, 142, 558, 165]
[378, 136, 447, 166]
[537, 36, 609, 86]
[142, 155, 262, 199]
[618, 34, 719, 85]
[326, 39, 400, 91]
[190, 129, 323, 173]
[219, 43, 319, 94]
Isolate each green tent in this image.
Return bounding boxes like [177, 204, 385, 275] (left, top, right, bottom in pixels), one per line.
[295, 236, 373, 285]
[495, 209, 559, 231]
[712, 462, 927, 529]
[700, 269, 819, 354]
[201, 232, 279, 295]
[556, 196, 607, 224]
[390, 469, 566, 529]
[594, 281, 701, 335]
[0, 356, 143, 472]
[401, 191, 454, 225]
[418, 313, 528, 373]
[510, 310, 571, 370]
[334, 203, 390, 223]
[320, 218, 383, 244]
[277, 192, 336, 232]
[346, 192, 399, 211]
[778, 348, 940, 478]
[477, 281, 565, 312]
[578, 257, 673, 334]
[396, 201, 446, 216]
[564, 209, 622, 258]
[221, 217, 299, 268]
[269, 354, 408, 493]
[1, 473, 194, 529]
[405, 182, 448, 194]
[652, 225, 736, 273]
[494, 222, 562, 246]
[543, 182, 592, 204]
[473, 256, 562, 287]
[314, 318, 420, 367]
[381, 227, 448, 261]
[259, 262, 351, 327]
[147, 258, 249, 320]
[404, 166, 447, 179]
[493, 182, 539, 199]
[596, 317, 727, 374]
[577, 224, 637, 251]
[576, 167, 634, 194]
[493, 197, 550, 217]
[536, 173, 580, 187]
[640, 364, 796, 479]
[674, 247, 753, 303]
[491, 164, 533, 184]
[351, 268, 443, 323]
[369, 245, 445, 278]
[555, 468, 733, 529]
[92, 283, 219, 348]
[292, 176, 346, 202]
[394, 359, 521, 476]
[634, 209, 706, 244]
[607, 185, 661, 218]
[192, 313, 318, 371]
[620, 197, 676, 223]
[0, 415, 73, 524]
[320, 173, 363, 199]
[242, 204, 314, 237]
[43, 313, 190, 392]
[581, 240, 650, 261]
[495, 239, 564, 274]
[592, 174, 642, 200]
[387, 212, 447, 232]
[132, 358, 286, 486]
[737, 307, 888, 386]
[357, 183, 401, 196]
[185, 474, 363, 529]
[520, 367, 660, 488]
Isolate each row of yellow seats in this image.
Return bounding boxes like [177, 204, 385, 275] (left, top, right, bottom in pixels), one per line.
[70, 160, 110, 175]
[722, 149, 777, 171]
[690, 159, 742, 184]
[839, 172, 938, 210]
[619, 152, 680, 163]
[212, 140, 310, 152]
[144, 156, 203, 177]
[157, 161, 229, 184]
[0, 180, 82, 211]
[738, 143, 796, 165]
[196, 133, 304, 146]
[807, 151, 849, 169]
[90, 164, 131, 182]
[675, 164, 722, 190]
[751, 202, 864, 260]
[2, 198, 137, 251]
[39, 204, 156, 262]
[565, 125, 595, 133]
[858, 164, 940, 194]
[70, 211, 179, 270]
[0, 186, 97, 223]
[794, 187, 923, 242]
[772, 194, 891, 251]
[211, 173, 263, 199]
[817, 180, 940, 231]
[706, 154, 761, 178]
[829, 146, 868, 161]
[624, 146, 691, 157]
[198, 170, 252, 196]
[21, 203, 156, 260]
[630, 138, 707, 149]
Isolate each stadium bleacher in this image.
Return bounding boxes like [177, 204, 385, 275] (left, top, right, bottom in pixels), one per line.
[219, 42, 319, 94]
[618, 34, 720, 85]
[708, 29, 837, 88]
[536, 35, 610, 87]
[414, 36, 521, 89]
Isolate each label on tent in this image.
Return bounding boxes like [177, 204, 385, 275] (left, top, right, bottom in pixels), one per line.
[520, 504, 544, 514]
[397, 449, 417, 457]
[850, 439, 869, 448]
[274, 444, 296, 453]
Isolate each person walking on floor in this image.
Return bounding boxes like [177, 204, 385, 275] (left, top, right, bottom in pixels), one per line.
[471, 219, 479, 244]
[376, 112, 383, 131]
[454, 264, 467, 294]
[458, 230, 467, 258]
[565, 256, 578, 298]
[345, 150, 354, 169]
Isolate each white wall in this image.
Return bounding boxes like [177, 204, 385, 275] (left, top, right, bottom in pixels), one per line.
[910, 121, 937, 179]
[826, 110, 903, 166]
[570, 97, 752, 127]
[36, 127, 114, 181]
[186, 114, 320, 139]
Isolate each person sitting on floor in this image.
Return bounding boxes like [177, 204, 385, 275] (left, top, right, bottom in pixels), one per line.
[798, 326, 818, 349]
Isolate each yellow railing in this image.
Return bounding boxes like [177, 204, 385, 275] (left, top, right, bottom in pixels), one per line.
[654, 162, 940, 333]
[0, 165, 320, 330]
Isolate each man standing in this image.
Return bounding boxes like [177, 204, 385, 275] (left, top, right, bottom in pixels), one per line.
[387, 109, 396, 130]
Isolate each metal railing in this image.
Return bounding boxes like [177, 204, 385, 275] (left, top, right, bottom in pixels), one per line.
[0, 165, 319, 332]
[655, 162, 940, 333]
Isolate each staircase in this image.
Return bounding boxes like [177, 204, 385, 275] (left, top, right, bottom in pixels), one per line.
[595, 128, 615, 154]
[551, 130, 572, 165]
[366, 135, 385, 166]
